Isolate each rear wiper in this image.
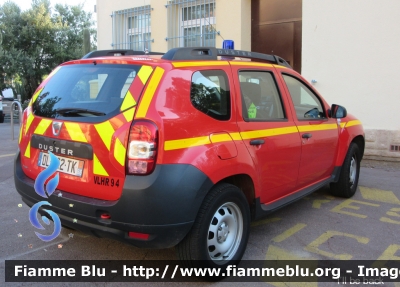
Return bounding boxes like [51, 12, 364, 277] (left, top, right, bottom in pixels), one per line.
[55, 108, 106, 117]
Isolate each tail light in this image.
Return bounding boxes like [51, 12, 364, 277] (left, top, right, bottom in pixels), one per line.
[126, 120, 158, 175]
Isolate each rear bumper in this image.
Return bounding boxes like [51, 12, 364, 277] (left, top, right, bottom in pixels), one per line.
[14, 152, 213, 248]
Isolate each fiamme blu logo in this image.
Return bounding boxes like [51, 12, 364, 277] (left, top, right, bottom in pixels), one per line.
[29, 151, 62, 241]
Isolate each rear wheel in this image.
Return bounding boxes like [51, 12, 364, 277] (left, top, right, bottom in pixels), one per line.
[330, 142, 361, 198]
[176, 183, 250, 270]
[0, 112, 4, 123]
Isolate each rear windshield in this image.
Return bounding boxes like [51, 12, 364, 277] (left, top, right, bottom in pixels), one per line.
[32, 64, 142, 121]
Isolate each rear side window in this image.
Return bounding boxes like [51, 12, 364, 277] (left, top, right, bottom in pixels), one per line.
[190, 70, 230, 121]
[32, 64, 142, 121]
[239, 70, 285, 121]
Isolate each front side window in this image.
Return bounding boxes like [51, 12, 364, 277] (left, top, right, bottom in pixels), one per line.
[190, 70, 230, 121]
[33, 64, 142, 121]
[282, 74, 326, 120]
[239, 71, 285, 121]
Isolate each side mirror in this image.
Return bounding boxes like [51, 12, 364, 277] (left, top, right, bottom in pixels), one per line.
[330, 104, 347, 118]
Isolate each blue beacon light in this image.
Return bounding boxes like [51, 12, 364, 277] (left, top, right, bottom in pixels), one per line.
[223, 40, 234, 50]
[221, 40, 235, 60]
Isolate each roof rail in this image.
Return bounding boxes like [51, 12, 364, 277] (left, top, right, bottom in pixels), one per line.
[161, 47, 292, 68]
[82, 50, 164, 59]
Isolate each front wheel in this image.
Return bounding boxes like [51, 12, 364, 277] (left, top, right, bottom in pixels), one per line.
[330, 142, 361, 198]
[176, 183, 250, 270]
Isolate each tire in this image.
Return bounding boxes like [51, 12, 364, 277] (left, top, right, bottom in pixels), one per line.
[0, 112, 4, 123]
[330, 142, 361, 198]
[176, 183, 250, 271]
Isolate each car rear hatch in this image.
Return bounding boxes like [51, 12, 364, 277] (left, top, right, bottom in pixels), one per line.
[18, 61, 157, 201]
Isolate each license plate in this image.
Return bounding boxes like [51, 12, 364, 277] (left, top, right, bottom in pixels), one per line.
[38, 152, 84, 177]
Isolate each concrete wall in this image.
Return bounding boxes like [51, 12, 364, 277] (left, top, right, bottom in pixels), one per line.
[302, 0, 400, 161]
[96, 0, 251, 51]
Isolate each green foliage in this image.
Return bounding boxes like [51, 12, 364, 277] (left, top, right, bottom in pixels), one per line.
[0, 0, 97, 102]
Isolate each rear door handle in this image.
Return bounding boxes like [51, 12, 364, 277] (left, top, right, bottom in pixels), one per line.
[250, 139, 265, 145]
[302, 133, 312, 139]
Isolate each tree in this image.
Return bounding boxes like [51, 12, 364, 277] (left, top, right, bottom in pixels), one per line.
[0, 0, 96, 101]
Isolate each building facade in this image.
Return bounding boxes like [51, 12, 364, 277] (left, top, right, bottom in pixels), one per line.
[96, 0, 400, 161]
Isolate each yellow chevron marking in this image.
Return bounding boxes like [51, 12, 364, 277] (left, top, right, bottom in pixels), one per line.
[25, 113, 35, 135]
[172, 61, 229, 68]
[24, 141, 31, 158]
[64, 122, 87, 143]
[297, 123, 337, 132]
[19, 123, 23, 144]
[94, 121, 115, 151]
[93, 153, 109, 176]
[114, 138, 126, 166]
[230, 62, 273, 68]
[123, 107, 135, 122]
[164, 136, 210, 151]
[136, 67, 165, 118]
[137, 65, 154, 85]
[29, 88, 43, 106]
[120, 90, 137, 112]
[240, 126, 298, 140]
[33, 119, 52, 135]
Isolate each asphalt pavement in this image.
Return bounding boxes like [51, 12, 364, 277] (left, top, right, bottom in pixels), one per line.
[0, 122, 399, 287]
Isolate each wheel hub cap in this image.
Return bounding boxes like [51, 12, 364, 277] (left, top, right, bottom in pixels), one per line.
[217, 222, 229, 243]
[349, 156, 357, 186]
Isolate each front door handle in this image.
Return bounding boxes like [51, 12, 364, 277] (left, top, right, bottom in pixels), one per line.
[250, 139, 265, 145]
[302, 133, 312, 139]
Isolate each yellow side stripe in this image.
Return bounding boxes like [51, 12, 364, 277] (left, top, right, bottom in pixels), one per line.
[172, 61, 229, 68]
[65, 122, 87, 143]
[240, 126, 298, 140]
[297, 123, 338, 132]
[136, 67, 165, 118]
[210, 134, 232, 143]
[164, 121, 361, 151]
[165, 136, 211, 151]
[346, 120, 362, 127]
[34, 119, 52, 135]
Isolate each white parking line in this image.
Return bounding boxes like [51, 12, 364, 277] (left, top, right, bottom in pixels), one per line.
[0, 153, 15, 158]
[0, 234, 69, 261]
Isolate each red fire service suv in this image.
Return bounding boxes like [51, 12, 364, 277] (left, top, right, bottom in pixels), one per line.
[15, 46, 364, 269]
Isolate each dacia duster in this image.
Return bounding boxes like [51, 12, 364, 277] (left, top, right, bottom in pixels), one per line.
[14, 47, 364, 269]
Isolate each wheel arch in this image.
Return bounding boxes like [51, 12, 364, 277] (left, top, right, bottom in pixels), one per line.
[215, 174, 256, 219]
[352, 135, 365, 160]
